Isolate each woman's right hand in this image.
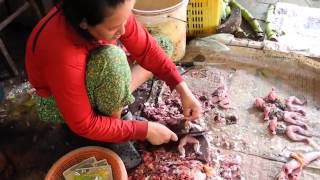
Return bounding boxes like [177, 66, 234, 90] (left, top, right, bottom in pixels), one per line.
[146, 121, 178, 145]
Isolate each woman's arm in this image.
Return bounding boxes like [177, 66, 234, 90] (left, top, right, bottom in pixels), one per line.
[120, 15, 202, 120]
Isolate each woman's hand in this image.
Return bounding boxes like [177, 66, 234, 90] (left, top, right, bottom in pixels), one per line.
[175, 82, 202, 121]
[146, 121, 178, 145]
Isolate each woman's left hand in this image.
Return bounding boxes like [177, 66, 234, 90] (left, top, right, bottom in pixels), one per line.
[175, 82, 202, 121]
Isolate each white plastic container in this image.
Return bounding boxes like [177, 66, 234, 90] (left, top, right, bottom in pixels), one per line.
[133, 0, 188, 62]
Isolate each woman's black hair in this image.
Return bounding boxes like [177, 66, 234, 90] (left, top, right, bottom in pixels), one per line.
[58, 0, 127, 40]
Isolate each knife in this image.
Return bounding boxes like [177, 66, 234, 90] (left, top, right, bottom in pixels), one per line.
[176, 130, 212, 137]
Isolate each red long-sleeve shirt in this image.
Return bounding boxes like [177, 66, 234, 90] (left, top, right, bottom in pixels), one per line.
[25, 7, 183, 143]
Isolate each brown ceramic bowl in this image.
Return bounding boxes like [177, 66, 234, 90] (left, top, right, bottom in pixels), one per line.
[45, 146, 127, 180]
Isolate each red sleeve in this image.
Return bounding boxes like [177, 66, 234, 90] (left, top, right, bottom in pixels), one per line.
[120, 15, 183, 89]
[46, 49, 148, 143]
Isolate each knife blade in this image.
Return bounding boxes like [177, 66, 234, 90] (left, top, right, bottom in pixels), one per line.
[176, 130, 212, 137]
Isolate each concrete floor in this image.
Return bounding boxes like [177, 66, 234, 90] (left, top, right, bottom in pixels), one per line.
[1, 0, 320, 80]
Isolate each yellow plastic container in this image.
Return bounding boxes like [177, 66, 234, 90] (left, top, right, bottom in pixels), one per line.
[187, 0, 222, 37]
